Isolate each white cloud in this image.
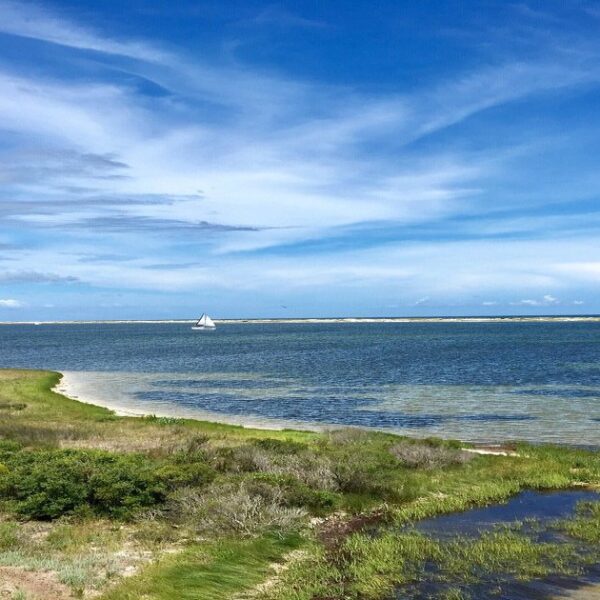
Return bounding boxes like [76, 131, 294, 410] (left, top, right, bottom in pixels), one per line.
[511, 299, 542, 306]
[1, 0, 599, 252]
[511, 294, 560, 307]
[0, 235, 587, 297]
[0, 298, 21, 308]
[0, 0, 168, 61]
[0, 2, 599, 314]
[553, 262, 600, 281]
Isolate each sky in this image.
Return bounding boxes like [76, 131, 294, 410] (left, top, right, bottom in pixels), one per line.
[0, 0, 600, 320]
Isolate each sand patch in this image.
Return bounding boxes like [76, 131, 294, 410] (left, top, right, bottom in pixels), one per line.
[0, 566, 74, 599]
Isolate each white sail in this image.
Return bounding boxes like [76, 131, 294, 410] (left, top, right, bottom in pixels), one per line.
[193, 313, 216, 329]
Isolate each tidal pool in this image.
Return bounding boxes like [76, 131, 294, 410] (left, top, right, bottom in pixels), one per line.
[395, 490, 600, 600]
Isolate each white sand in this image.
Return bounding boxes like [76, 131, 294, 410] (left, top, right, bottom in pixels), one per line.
[54, 370, 327, 432]
[53, 371, 529, 452]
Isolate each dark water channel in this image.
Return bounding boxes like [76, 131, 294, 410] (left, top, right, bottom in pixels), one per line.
[396, 490, 600, 599]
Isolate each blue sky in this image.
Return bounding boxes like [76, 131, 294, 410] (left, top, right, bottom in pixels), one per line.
[1, 0, 599, 319]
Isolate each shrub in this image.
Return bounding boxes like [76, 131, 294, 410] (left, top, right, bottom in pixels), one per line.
[330, 455, 386, 495]
[389, 441, 474, 470]
[0, 522, 19, 550]
[172, 433, 211, 455]
[174, 481, 306, 537]
[250, 438, 307, 455]
[154, 462, 215, 489]
[270, 454, 338, 492]
[207, 444, 272, 473]
[326, 428, 372, 446]
[0, 402, 26, 411]
[0, 440, 22, 455]
[244, 473, 337, 511]
[141, 415, 184, 426]
[0, 449, 168, 519]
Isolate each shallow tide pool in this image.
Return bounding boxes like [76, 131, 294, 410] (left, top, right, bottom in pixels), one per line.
[397, 490, 600, 600]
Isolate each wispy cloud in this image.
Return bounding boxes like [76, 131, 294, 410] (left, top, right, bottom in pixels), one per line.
[250, 6, 326, 29]
[0, 298, 21, 308]
[511, 295, 560, 307]
[0, 0, 169, 61]
[0, 1, 599, 316]
[0, 271, 78, 283]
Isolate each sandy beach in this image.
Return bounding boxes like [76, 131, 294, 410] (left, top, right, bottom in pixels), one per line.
[54, 370, 327, 433]
[52, 371, 532, 455]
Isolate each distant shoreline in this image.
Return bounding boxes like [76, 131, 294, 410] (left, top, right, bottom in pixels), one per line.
[2, 315, 600, 325]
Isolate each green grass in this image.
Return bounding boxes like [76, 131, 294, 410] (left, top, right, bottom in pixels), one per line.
[262, 514, 600, 600]
[0, 369, 598, 600]
[101, 533, 302, 600]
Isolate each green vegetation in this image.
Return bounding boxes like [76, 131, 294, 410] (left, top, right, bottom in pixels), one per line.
[265, 528, 588, 600]
[0, 369, 597, 599]
[0, 446, 173, 519]
[101, 533, 303, 600]
[555, 500, 600, 544]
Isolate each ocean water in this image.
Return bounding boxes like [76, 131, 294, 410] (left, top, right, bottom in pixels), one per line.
[0, 321, 599, 445]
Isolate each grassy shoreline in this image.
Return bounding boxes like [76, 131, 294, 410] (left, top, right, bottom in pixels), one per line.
[0, 369, 598, 599]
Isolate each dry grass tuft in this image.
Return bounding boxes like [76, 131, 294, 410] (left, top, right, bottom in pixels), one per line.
[169, 481, 306, 538]
[389, 441, 474, 470]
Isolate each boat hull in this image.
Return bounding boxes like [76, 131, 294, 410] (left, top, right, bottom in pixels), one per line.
[191, 326, 216, 331]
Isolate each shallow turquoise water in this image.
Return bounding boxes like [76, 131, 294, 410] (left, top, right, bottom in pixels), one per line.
[0, 321, 599, 444]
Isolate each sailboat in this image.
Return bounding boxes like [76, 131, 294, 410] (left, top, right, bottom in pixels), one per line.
[191, 313, 216, 331]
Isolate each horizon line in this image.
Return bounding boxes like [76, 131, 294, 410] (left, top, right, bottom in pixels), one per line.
[1, 314, 600, 325]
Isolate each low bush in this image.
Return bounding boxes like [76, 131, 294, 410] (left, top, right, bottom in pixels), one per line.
[207, 444, 273, 473]
[326, 428, 372, 446]
[154, 462, 216, 489]
[0, 522, 19, 550]
[389, 441, 473, 470]
[267, 453, 338, 491]
[0, 449, 168, 519]
[243, 473, 337, 511]
[250, 438, 307, 455]
[0, 402, 26, 411]
[330, 454, 397, 497]
[322, 439, 404, 499]
[0, 440, 21, 454]
[141, 415, 185, 426]
[169, 480, 306, 537]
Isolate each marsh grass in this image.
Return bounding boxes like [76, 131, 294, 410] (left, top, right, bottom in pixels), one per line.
[554, 500, 600, 544]
[261, 517, 598, 600]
